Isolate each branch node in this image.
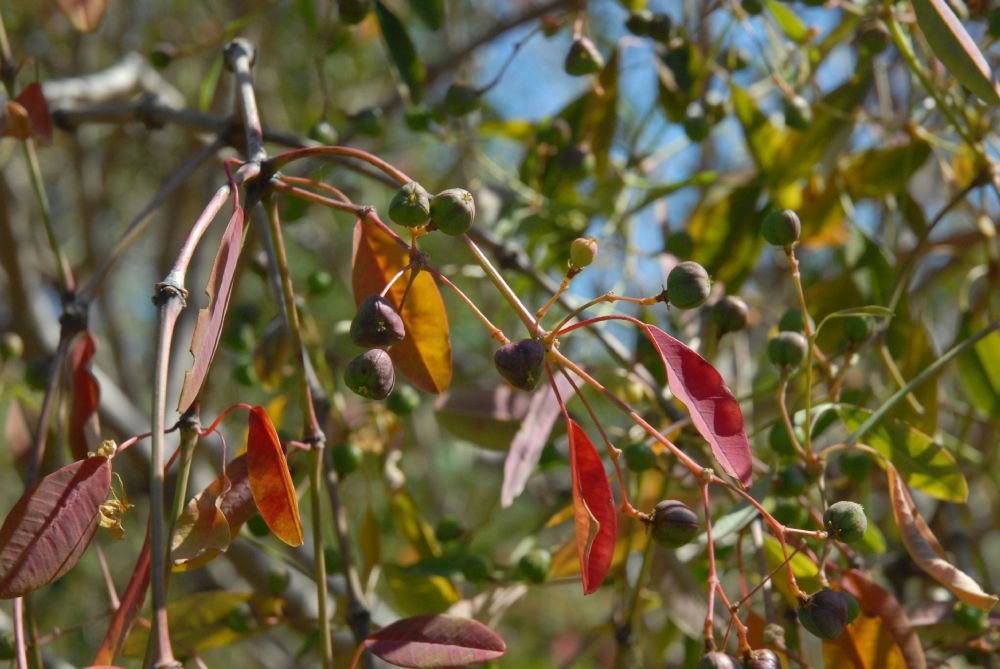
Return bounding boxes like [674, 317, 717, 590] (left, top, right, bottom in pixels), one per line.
[223, 38, 257, 72]
[152, 272, 188, 307]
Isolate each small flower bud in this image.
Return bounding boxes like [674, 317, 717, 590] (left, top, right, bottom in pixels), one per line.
[649, 500, 699, 548]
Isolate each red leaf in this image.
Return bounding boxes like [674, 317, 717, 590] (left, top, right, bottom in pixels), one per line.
[246, 407, 303, 546]
[642, 324, 752, 486]
[53, 0, 108, 32]
[0, 455, 112, 598]
[364, 614, 506, 667]
[92, 527, 150, 666]
[352, 220, 452, 394]
[177, 204, 245, 413]
[68, 331, 101, 460]
[500, 374, 575, 508]
[2, 83, 53, 144]
[568, 420, 617, 595]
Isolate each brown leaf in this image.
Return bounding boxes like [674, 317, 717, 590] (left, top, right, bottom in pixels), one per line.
[246, 407, 303, 547]
[822, 613, 909, 669]
[67, 331, 101, 460]
[53, 0, 108, 32]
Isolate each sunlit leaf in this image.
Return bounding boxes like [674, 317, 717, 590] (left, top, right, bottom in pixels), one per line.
[767, 0, 808, 43]
[122, 591, 254, 657]
[384, 565, 460, 617]
[588, 46, 619, 174]
[762, 535, 821, 603]
[841, 139, 932, 199]
[911, 0, 1000, 104]
[246, 407, 303, 546]
[67, 331, 101, 461]
[642, 324, 752, 486]
[389, 490, 440, 559]
[822, 612, 911, 669]
[838, 406, 967, 502]
[730, 85, 784, 173]
[686, 176, 766, 290]
[177, 202, 246, 413]
[364, 614, 505, 667]
[0, 456, 111, 598]
[352, 220, 452, 393]
[92, 528, 150, 666]
[375, 0, 425, 103]
[886, 464, 997, 611]
[53, 0, 107, 32]
[360, 505, 381, 584]
[956, 313, 1000, 419]
[839, 569, 927, 669]
[567, 420, 616, 595]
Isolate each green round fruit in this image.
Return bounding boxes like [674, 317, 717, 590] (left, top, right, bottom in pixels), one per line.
[647, 13, 672, 42]
[460, 554, 491, 582]
[623, 442, 657, 472]
[778, 307, 813, 333]
[696, 651, 740, 669]
[767, 331, 808, 369]
[493, 339, 546, 391]
[569, 237, 598, 269]
[772, 499, 808, 527]
[743, 648, 781, 669]
[564, 37, 604, 76]
[799, 588, 849, 640]
[386, 383, 421, 415]
[838, 449, 873, 483]
[840, 591, 861, 624]
[247, 513, 270, 537]
[429, 188, 476, 236]
[307, 270, 335, 296]
[434, 516, 463, 543]
[518, 548, 552, 583]
[264, 565, 291, 595]
[768, 422, 796, 458]
[953, 601, 989, 631]
[344, 349, 395, 400]
[350, 295, 406, 348]
[338, 0, 372, 25]
[351, 107, 383, 136]
[666, 261, 711, 309]
[649, 500, 699, 548]
[762, 209, 801, 247]
[405, 105, 434, 131]
[224, 604, 256, 633]
[324, 546, 344, 574]
[331, 442, 363, 478]
[842, 315, 871, 343]
[684, 102, 710, 142]
[712, 296, 749, 335]
[665, 230, 694, 258]
[389, 182, 432, 228]
[233, 361, 257, 387]
[773, 464, 809, 497]
[858, 22, 891, 56]
[824, 501, 867, 543]
[444, 83, 480, 117]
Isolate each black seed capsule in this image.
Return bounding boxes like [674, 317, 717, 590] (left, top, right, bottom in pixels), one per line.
[344, 349, 395, 400]
[493, 339, 546, 391]
[649, 500, 699, 548]
[799, 588, 849, 640]
[350, 295, 406, 348]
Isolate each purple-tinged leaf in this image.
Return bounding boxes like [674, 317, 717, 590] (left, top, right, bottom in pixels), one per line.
[68, 331, 101, 461]
[567, 420, 617, 595]
[0, 456, 112, 598]
[500, 374, 575, 508]
[177, 204, 246, 413]
[642, 324, 752, 486]
[364, 614, 506, 667]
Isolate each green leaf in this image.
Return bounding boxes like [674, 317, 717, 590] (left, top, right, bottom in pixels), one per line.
[629, 171, 718, 215]
[375, 0, 425, 103]
[956, 313, 1000, 419]
[695, 476, 771, 545]
[123, 591, 254, 657]
[766, 0, 808, 43]
[842, 138, 932, 199]
[815, 306, 894, 336]
[763, 535, 821, 603]
[730, 85, 784, 173]
[588, 46, 620, 174]
[384, 564, 460, 616]
[408, 0, 444, 30]
[837, 406, 968, 502]
[687, 176, 766, 290]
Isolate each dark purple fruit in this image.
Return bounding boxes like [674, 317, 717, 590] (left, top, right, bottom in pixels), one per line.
[824, 501, 867, 543]
[761, 209, 801, 247]
[649, 500, 699, 548]
[667, 261, 711, 309]
[696, 652, 740, 669]
[350, 295, 405, 348]
[742, 0, 763, 15]
[493, 339, 546, 391]
[712, 296, 749, 335]
[429, 188, 476, 236]
[742, 648, 780, 669]
[799, 588, 849, 640]
[564, 37, 604, 76]
[842, 315, 871, 343]
[389, 182, 431, 228]
[767, 331, 807, 369]
[344, 349, 395, 400]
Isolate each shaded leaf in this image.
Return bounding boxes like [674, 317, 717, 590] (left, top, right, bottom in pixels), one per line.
[53, 0, 108, 32]
[839, 569, 927, 669]
[177, 203, 246, 413]
[838, 406, 966, 502]
[587, 46, 619, 174]
[911, 0, 1000, 104]
[842, 139, 932, 199]
[364, 614, 505, 667]
[408, 0, 444, 30]
[642, 324, 752, 486]
[375, 0, 425, 103]
[122, 590, 254, 657]
[246, 407, 303, 546]
[67, 331, 101, 461]
[360, 505, 381, 584]
[685, 176, 765, 290]
[886, 465, 997, 610]
[567, 420, 616, 595]
[500, 374, 575, 508]
[956, 313, 1000, 419]
[434, 386, 534, 451]
[352, 220, 452, 393]
[389, 490, 440, 559]
[92, 528, 151, 666]
[815, 306, 894, 336]
[762, 535, 822, 603]
[0, 456, 111, 598]
[384, 565, 460, 617]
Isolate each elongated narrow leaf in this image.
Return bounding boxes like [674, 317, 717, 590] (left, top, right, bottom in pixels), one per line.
[815, 306, 894, 336]
[246, 407, 303, 546]
[957, 313, 1000, 419]
[92, 528, 151, 666]
[912, 0, 1000, 104]
[839, 569, 927, 669]
[364, 614, 505, 667]
[567, 420, 616, 595]
[0, 456, 111, 598]
[886, 465, 997, 610]
[730, 85, 784, 172]
[642, 324, 752, 486]
[839, 406, 966, 502]
[375, 0, 425, 103]
[123, 591, 254, 657]
[500, 374, 575, 507]
[352, 220, 452, 393]
[177, 203, 246, 413]
[68, 331, 101, 461]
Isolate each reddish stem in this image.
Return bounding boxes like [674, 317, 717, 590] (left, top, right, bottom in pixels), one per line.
[269, 145, 413, 185]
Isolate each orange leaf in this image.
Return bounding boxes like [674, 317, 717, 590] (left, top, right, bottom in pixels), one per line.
[822, 612, 911, 669]
[567, 419, 616, 595]
[840, 569, 926, 669]
[246, 407, 303, 546]
[351, 220, 452, 394]
[67, 331, 101, 461]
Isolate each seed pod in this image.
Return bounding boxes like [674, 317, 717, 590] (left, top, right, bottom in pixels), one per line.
[389, 182, 431, 228]
[569, 237, 598, 269]
[444, 82, 480, 117]
[778, 307, 813, 333]
[564, 37, 604, 76]
[666, 261, 711, 309]
[782, 96, 812, 130]
[742, 649, 781, 669]
[712, 296, 749, 335]
[429, 188, 476, 236]
[350, 295, 406, 348]
[623, 442, 657, 472]
[799, 588, 849, 640]
[649, 500, 699, 548]
[683, 102, 710, 142]
[493, 339, 546, 391]
[338, 0, 372, 24]
[344, 349, 395, 400]
[331, 442, 363, 478]
[767, 331, 808, 369]
[518, 548, 552, 583]
[842, 315, 872, 343]
[696, 652, 741, 669]
[824, 501, 867, 543]
[762, 209, 801, 247]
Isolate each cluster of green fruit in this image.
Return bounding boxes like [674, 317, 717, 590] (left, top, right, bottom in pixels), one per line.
[389, 182, 476, 236]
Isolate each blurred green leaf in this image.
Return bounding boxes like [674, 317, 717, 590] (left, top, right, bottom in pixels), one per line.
[842, 138, 932, 199]
[766, 0, 808, 43]
[384, 564, 460, 615]
[408, 0, 444, 30]
[957, 313, 1000, 419]
[815, 306, 894, 336]
[687, 176, 765, 290]
[123, 591, 254, 657]
[730, 85, 784, 173]
[375, 0, 425, 103]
